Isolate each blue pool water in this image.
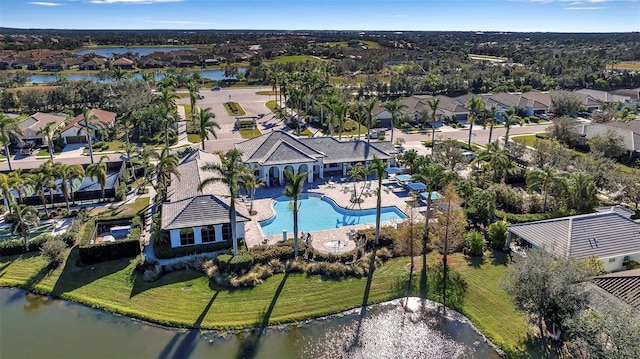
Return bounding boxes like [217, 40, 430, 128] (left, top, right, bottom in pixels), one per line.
[260, 194, 406, 236]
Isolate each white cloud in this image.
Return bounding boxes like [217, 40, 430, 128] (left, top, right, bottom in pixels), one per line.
[90, 0, 183, 4]
[29, 1, 63, 5]
[564, 5, 606, 8]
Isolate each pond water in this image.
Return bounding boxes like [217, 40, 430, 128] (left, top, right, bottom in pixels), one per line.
[0, 288, 500, 359]
[28, 68, 246, 84]
[74, 47, 197, 57]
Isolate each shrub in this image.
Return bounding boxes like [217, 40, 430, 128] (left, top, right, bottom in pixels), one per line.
[250, 243, 295, 264]
[154, 241, 232, 259]
[78, 239, 141, 264]
[268, 258, 285, 273]
[115, 181, 127, 202]
[311, 250, 354, 263]
[93, 141, 104, 149]
[143, 263, 162, 282]
[216, 254, 232, 271]
[626, 260, 640, 270]
[41, 238, 67, 266]
[203, 260, 218, 277]
[464, 230, 486, 256]
[228, 254, 254, 273]
[487, 220, 509, 248]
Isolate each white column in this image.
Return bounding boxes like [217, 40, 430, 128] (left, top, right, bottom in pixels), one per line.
[278, 165, 284, 185]
[214, 224, 223, 242]
[342, 163, 348, 176]
[170, 229, 180, 248]
[319, 161, 324, 179]
[307, 166, 313, 183]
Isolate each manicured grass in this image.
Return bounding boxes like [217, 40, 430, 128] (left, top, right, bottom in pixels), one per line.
[613, 61, 640, 71]
[266, 55, 323, 64]
[239, 129, 262, 138]
[265, 100, 277, 111]
[82, 140, 124, 154]
[256, 90, 279, 96]
[178, 104, 195, 121]
[0, 246, 530, 355]
[187, 133, 201, 143]
[511, 134, 542, 148]
[176, 93, 190, 99]
[223, 102, 246, 116]
[88, 196, 150, 218]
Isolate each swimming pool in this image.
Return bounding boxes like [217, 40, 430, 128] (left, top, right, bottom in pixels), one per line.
[259, 193, 407, 236]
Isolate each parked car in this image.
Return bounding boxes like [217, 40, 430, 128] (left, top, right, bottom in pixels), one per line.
[461, 150, 476, 161]
[211, 87, 221, 91]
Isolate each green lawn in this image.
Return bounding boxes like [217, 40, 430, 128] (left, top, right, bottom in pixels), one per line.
[178, 104, 195, 121]
[88, 196, 150, 218]
[187, 133, 201, 143]
[256, 90, 279, 96]
[266, 100, 277, 111]
[0, 247, 530, 356]
[239, 129, 262, 139]
[266, 55, 323, 64]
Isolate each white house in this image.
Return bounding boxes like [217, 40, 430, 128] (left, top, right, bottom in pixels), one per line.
[18, 112, 68, 147]
[60, 109, 117, 144]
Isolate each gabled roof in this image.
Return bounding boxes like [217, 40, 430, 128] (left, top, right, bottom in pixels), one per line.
[18, 112, 68, 137]
[298, 136, 395, 164]
[574, 122, 640, 152]
[592, 269, 640, 308]
[508, 211, 640, 261]
[574, 89, 630, 103]
[64, 109, 116, 132]
[235, 130, 324, 165]
[113, 57, 134, 65]
[161, 150, 250, 231]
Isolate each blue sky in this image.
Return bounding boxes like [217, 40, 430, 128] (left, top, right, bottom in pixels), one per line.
[1, 0, 638, 32]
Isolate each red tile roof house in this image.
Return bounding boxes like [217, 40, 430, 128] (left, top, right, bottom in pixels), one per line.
[60, 109, 117, 144]
[112, 57, 134, 70]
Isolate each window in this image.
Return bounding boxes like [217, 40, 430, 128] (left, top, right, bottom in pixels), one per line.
[623, 256, 630, 262]
[201, 225, 216, 243]
[221, 223, 232, 241]
[608, 258, 616, 263]
[179, 228, 195, 246]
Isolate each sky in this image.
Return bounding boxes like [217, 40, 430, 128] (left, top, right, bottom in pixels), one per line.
[0, 0, 638, 32]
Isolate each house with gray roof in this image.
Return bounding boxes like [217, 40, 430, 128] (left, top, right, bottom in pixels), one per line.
[591, 269, 640, 309]
[161, 150, 250, 248]
[507, 210, 640, 272]
[18, 112, 68, 147]
[235, 130, 396, 187]
[573, 120, 640, 159]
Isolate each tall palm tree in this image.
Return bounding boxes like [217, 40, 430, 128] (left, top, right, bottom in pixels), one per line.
[0, 173, 15, 213]
[526, 167, 562, 212]
[283, 169, 307, 257]
[86, 155, 109, 202]
[352, 103, 368, 141]
[37, 121, 57, 161]
[151, 147, 180, 201]
[382, 98, 407, 144]
[502, 107, 516, 148]
[364, 97, 379, 143]
[568, 172, 599, 213]
[370, 157, 386, 246]
[242, 175, 264, 216]
[413, 162, 446, 262]
[9, 168, 31, 205]
[472, 141, 513, 183]
[186, 80, 200, 119]
[135, 146, 156, 190]
[427, 97, 440, 153]
[154, 86, 179, 111]
[31, 171, 55, 216]
[81, 107, 100, 164]
[198, 148, 252, 256]
[0, 113, 23, 171]
[486, 107, 499, 144]
[11, 204, 39, 252]
[65, 164, 85, 206]
[347, 164, 369, 202]
[466, 95, 485, 148]
[194, 108, 220, 151]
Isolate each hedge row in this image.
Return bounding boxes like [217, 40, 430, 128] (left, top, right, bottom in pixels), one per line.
[249, 241, 307, 264]
[78, 239, 141, 265]
[0, 224, 79, 257]
[217, 254, 254, 273]
[154, 240, 233, 259]
[495, 209, 576, 224]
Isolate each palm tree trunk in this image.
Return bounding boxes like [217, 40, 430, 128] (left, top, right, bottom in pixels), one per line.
[467, 115, 474, 147]
[488, 123, 494, 144]
[431, 127, 436, 156]
[87, 130, 95, 164]
[48, 141, 54, 161]
[390, 126, 395, 144]
[293, 205, 299, 257]
[40, 192, 49, 216]
[23, 234, 30, 252]
[375, 180, 382, 246]
[201, 138, 206, 151]
[4, 144, 12, 171]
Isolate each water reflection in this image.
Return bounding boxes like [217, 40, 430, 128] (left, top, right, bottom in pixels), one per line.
[0, 288, 500, 359]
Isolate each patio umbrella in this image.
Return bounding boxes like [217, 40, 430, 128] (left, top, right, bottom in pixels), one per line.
[385, 167, 404, 174]
[420, 191, 443, 201]
[406, 182, 426, 192]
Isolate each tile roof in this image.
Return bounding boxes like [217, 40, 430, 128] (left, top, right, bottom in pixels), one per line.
[161, 150, 249, 231]
[508, 211, 640, 261]
[64, 109, 116, 132]
[298, 137, 395, 164]
[235, 131, 324, 165]
[18, 112, 68, 137]
[592, 270, 640, 308]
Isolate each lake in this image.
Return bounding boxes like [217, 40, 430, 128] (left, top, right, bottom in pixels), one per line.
[28, 68, 246, 84]
[0, 288, 500, 359]
[74, 47, 197, 58]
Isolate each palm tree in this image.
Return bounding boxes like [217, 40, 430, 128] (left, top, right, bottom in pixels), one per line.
[194, 108, 220, 151]
[154, 86, 179, 112]
[466, 95, 485, 148]
[568, 172, 599, 213]
[526, 167, 562, 212]
[382, 98, 407, 144]
[242, 175, 264, 215]
[364, 97, 379, 143]
[472, 142, 513, 183]
[0, 113, 23, 171]
[0, 173, 15, 213]
[9, 168, 31, 205]
[151, 147, 180, 201]
[427, 97, 440, 152]
[283, 169, 307, 257]
[80, 107, 100, 164]
[486, 107, 499, 144]
[37, 121, 57, 161]
[86, 155, 109, 202]
[31, 171, 55, 216]
[352, 103, 368, 141]
[65, 164, 85, 206]
[413, 162, 446, 263]
[198, 148, 252, 256]
[502, 107, 516, 148]
[11, 204, 39, 252]
[186, 80, 201, 119]
[54, 163, 83, 211]
[347, 164, 369, 202]
[370, 157, 386, 246]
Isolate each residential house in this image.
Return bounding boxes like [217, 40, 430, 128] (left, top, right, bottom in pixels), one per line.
[591, 269, 640, 308]
[574, 88, 630, 104]
[60, 109, 117, 144]
[161, 150, 250, 248]
[235, 130, 397, 187]
[112, 57, 134, 70]
[17, 112, 68, 147]
[507, 210, 640, 272]
[572, 120, 640, 159]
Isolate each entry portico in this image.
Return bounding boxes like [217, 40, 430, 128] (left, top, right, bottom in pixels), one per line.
[235, 131, 397, 186]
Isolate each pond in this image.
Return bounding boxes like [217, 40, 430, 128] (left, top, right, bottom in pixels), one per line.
[28, 68, 246, 84]
[73, 47, 197, 58]
[0, 288, 500, 359]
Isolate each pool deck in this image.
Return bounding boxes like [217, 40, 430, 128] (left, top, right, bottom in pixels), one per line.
[243, 178, 424, 254]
